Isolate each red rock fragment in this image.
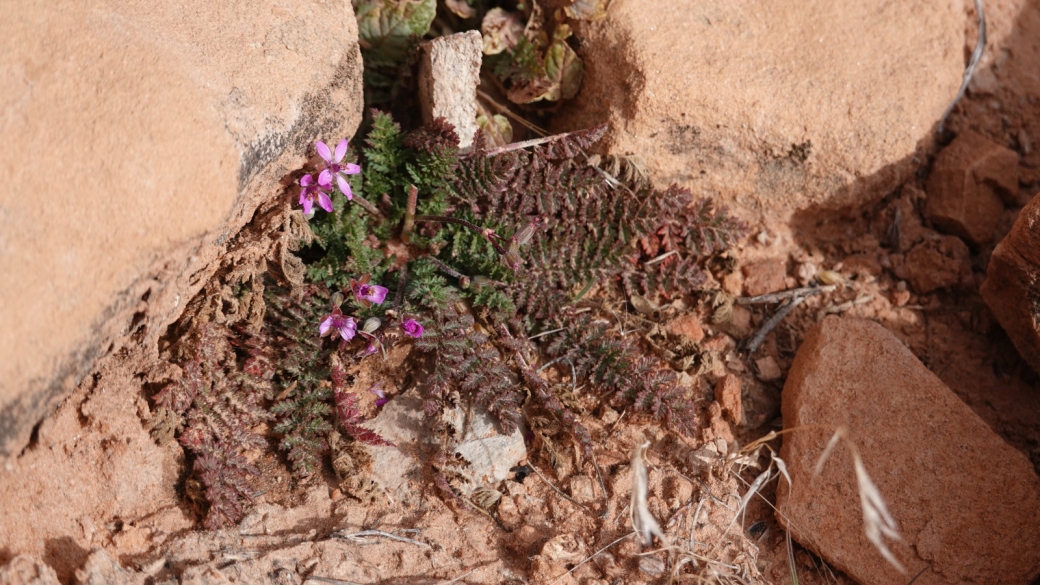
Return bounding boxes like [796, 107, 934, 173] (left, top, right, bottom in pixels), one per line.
[742, 259, 787, 297]
[840, 253, 882, 277]
[703, 402, 736, 446]
[714, 375, 742, 425]
[925, 130, 1018, 245]
[754, 356, 782, 382]
[896, 234, 971, 294]
[666, 313, 705, 343]
[981, 191, 1040, 375]
[778, 316, 1040, 585]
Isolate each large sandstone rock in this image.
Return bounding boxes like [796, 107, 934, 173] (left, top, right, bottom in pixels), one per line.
[0, 1, 363, 456]
[778, 316, 1040, 584]
[982, 192, 1040, 375]
[561, 0, 963, 218]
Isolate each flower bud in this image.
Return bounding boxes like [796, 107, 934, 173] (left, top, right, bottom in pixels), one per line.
[511, 222, 537, 247]
[361, 317, 382, 335]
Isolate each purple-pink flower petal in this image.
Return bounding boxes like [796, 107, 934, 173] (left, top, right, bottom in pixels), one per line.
[318, 169, 334, 188]
[356, 284, 388, 305]
[401, 319, 424, 338]
[337, 317, 357, 341]
[316, 140, 333, 163]
[300, 174, 314, 187]
[359, 340, 379, 357]
[318, 192, 334, 213]
[344, 163, 361, 175]
[301, 197, 314, 216]
[320, 315, 334, 337]
[334, 139, 348, 163]
[337, 175, 353, 200]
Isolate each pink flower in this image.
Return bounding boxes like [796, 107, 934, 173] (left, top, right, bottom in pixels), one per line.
[350, 275, 388, 307]
[357, 317, 383, 358]
[369, 383, 388, 407]
[359, 340, 380, 358]
[401, 318, 424, 338]
[316, 139, 361, 200]
[299, 173, 333, 217]
[320, 307, 357, 341]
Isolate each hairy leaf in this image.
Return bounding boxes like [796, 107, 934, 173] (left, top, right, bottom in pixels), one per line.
[355, 0, 436, 62]
[481, 7, 524, 55]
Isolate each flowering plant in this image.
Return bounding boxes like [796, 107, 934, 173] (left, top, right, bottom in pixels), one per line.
[298, 173, 333, 217]
[351, 275, 389, 307]
[298, 138, 361, 217]
[316, 139, 361, 200]
[319, 307, 357, 341]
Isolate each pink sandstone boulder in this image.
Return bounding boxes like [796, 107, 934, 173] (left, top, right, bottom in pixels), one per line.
[0, 1, 363, 456]
[981, 191, 1040, 375]
[560, 0, 963, 219]
[778, 316, 1040, 584]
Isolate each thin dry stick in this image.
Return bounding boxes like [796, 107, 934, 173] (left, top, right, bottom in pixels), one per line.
[590, 449, 610, 518]
[529, 462, 589, 511]
[689, 498, 706, 550]
[333, 529, 431, 549]
[476, 89, 548, 137]
[475, 134, 574, 157]
[645, 250, 679, 266]
[528, 326, 566, 341]
[736, 284, 836, 305]
[306, 577, 365, 585]
[938, 0, 986, 133]
[817, 294, 873, 320]
[746, 295, 806, 354]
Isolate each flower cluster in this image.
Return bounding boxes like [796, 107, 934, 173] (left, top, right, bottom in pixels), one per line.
[298, 139, 361, 218]
[319, 275, 423, 355]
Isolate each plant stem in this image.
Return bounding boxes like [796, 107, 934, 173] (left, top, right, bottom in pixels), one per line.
[413, 214, 484, 233]
[413, 214, 507, 255]
[351, 193, 386, 222]
[426, 257, 470, 288]
[401, 184, 418, 243]
[393, 264, 408, 313]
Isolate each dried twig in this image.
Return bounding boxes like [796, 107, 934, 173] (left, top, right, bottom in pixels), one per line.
[745, 296, 806, 355]
[306, 577, 365, 585]
[816, 294, 873, 320]
[476, 89, 548, 137]
[333, 529, 431, 549]
[938, 0, 986, 134]
[529, 326, 566, 341]
[736, 284, 836, 305]
[591, 449, 610, 519]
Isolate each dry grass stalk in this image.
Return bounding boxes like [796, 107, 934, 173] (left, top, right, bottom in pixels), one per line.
[631, 440, 667, 547]
[811, 427, 906, 573]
